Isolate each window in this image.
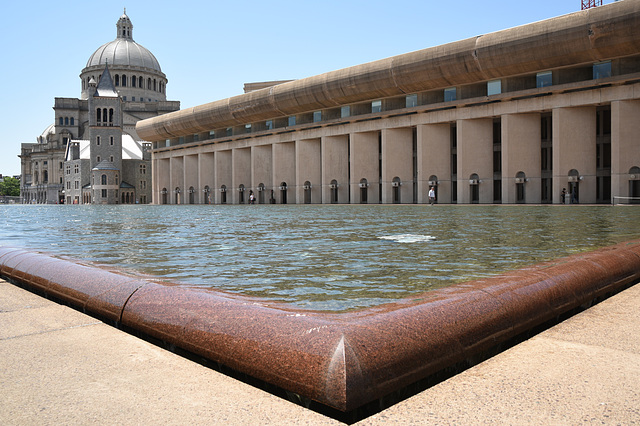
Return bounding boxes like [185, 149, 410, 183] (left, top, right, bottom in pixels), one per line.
[101, 175, 107, 185]
[122, 75, 127, 87]
[266, 120, 273, 130]
[593, 61, 612, 79]
[109, 156, 114, 162]
[110, 136, 114, 146]
[97, 156, 101, 163]
[115, 75, 120, 86]
[536, 71, 552, 88]
[102, 189, 107, 198]
[132, 97, 136, 102]
[487, 80, 502, 96]
[140, 164, 146, 174]
[96, 136, 101, 146]
[371, 100, 382, 113]
[341, 106, 350, 118]
[115, 174, 119, 185]
[444, 87, 457, 102]
[313, 111, 322, 122]
[288, 116, 296, 126]
[406, 94, 418, 108]
[59, 117, 63, 125]
[131, 76, 136, 87]
[74, 180, 79, 189]
[70, 117, 74, 126]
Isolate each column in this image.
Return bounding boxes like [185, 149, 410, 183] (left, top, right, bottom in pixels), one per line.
[552, 106, 596, 204]
[381, 128, 413, 204]
[322, 135, 349, 204]
[457, 118, 493, 203]
[418, 123, 451, 204]
[350, 131, 379, 204]
[296, 138, 321, 204]
[273, 142, 296, 204]
[252, 145, 273, 204]
[184, 154, 198, 204]
[501, 113, 541, 203]
[232, 147, 251, 204]
[611, 100, 640, 200]
[198, 152, 215, 204]
[215, 150, 232, 204]
[169, 156, 184, 204]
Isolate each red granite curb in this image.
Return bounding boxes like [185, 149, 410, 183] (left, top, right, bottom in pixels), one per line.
[1, 241, 639, 412]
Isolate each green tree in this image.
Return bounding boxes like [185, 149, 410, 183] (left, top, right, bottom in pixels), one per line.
[0, 177, 20, 196]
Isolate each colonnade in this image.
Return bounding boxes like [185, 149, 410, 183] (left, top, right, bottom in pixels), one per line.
[152, 99, 640, 205]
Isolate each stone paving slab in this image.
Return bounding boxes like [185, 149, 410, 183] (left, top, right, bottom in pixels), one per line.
[1, 279, 639, 425]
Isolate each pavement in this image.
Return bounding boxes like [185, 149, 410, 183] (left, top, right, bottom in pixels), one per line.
[1, 278, 639, 425]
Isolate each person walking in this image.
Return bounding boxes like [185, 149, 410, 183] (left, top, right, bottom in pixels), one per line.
[428, 187, 436, 205]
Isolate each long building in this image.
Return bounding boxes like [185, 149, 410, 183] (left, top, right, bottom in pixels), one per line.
[137, 1, 640, 205]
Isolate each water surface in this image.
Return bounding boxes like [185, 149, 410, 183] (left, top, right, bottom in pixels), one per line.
[1, 204, 639, 310]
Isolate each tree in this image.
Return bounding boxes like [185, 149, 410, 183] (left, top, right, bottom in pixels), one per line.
[0, 177, 20, 196]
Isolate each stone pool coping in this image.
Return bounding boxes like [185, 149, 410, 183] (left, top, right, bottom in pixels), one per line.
[1, 241, 640, 413]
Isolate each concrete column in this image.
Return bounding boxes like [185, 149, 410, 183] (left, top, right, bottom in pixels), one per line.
[418, 123, 451, 204]
[215, 150, 232, 204]
[184, 154, 198, 204]
[611, 100, 640, 199]
[296, 138, 321, 204]
[322, 135, 349, 204]
[198, 153, 215, 204]
[381, 128, 413, 204]
[273, 142, 296, 204]
[349, 131, 379, 204]
[232, 147, 251, 204]
[552, 106, 596, 204]
[251, 145, 273, 204]
[501, 113, 541, 203]
[169, 156, 184, 204]
[153, 157, 171, 204]
[457, 118, 493, 203]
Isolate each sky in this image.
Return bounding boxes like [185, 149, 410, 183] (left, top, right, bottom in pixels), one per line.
[0, 0, 620, 176]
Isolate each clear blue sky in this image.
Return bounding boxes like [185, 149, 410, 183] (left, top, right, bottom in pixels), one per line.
[0, 0, 619, 176]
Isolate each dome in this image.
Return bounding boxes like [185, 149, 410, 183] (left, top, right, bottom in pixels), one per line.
[85, 39, 162, 72]
[84, 11, 162, 73]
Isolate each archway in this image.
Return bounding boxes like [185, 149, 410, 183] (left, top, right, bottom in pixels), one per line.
[330, 180, 339, 204]
[392, 177, 401, 204]
[568, 169, 580, 204]
[515, 171, 526, 204]
[303, 181, 312, 204]
[470, 173, 480, 204]
[279, 182, 288, 204]
[359, 178, 368, 204]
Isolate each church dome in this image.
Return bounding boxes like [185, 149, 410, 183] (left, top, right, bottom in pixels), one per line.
[84, 11, 162, 72]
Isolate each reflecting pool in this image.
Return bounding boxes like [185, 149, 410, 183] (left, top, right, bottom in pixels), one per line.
[1, 204, 639, 310]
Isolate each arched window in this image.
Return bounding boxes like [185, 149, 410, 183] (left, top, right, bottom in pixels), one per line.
[70, 117, 74, 126]
[64, 117, 69, 125]
[304, 181, 312, 204]
[359, 178, 368, 204]
[109, 108, 114, 124]
[102, 108, 108, 123]
[115, 75, 120, 86]
[469, 173, 480, 204]
[392, 177, 402, 204]
[147, 78, 152, 89]
[153, 79, 157, 91]
[131, 76, 136, 88]
[161, 188, 168, 205]
[122, 75, 127, 87]
[115, 174, 119, 185]
[43, 171, 48, 183]
[59, 117, 63, 125]
[515, 171, 526, 204]
[101, 174, 107, 185]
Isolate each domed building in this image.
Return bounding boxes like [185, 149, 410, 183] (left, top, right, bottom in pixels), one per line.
[20, 11, 180, 204]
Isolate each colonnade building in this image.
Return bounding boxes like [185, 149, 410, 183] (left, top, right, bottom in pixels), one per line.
[137, 1, 640, 205]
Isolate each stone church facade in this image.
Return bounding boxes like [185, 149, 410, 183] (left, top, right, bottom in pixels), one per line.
[20, 11, 179, 204]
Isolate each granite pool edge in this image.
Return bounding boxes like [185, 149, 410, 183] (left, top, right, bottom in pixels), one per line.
[1, 241, 639, 412]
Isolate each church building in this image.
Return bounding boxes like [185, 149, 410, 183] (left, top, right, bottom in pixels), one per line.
[20, 11, 180, 204]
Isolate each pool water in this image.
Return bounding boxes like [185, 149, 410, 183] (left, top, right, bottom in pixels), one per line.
[2, 204, 639, 311]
